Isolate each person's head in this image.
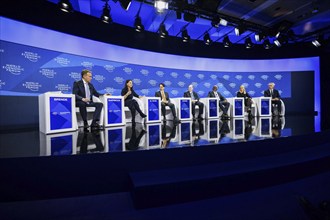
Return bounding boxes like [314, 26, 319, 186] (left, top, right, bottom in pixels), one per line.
[159, 83, 165, 91]
[212, 85, 218, 92]
[268, 82, 275, 90]
[188, 84, 194, 92]
[239, 85, 245, 92]
[125, 79, 133, 89]
[81, 69, 92, 83]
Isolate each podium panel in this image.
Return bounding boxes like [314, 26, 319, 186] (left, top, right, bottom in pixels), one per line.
[146, 124, 161, 149]
[254, 117, 272, 138]
[144, 97, 161, 123]
[103, 96, 125, 127]
[173, 98, 192, 121]
[178, 121, 192, 144]
[201, 98, 219, 119]
[206, 119, 219, 141]
[39, 92, 77, 134]
[228, 97, 244, 117]
[253, 97, 272, 117]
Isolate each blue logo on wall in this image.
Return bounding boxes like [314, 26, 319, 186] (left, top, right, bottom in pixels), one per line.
[107, 98, 123, 124]
[50, 97, 72, 130]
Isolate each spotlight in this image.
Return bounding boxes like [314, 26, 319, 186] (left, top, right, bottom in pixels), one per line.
[235, 24, 246, 36]
[119, 0, 132, 11]
[154, 0, 168, 13]
[274, 36, 287, 47]
[101, 0, 112, 24]
[182, 29, 190, 43]
[245, 37, 253, 49]
[211, 16, 228, 27]
[204, 32, 212, 45]
[159, 23, 168, 38]
[223, 36, 232, 48]
[312, 36, 323, 47]
[263, 38, 272, 49]
[58, 0, 73, 13]
[134, 16, 144, 32]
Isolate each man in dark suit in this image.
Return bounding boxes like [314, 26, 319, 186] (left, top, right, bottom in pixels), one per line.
[184, 84, 204, 120]
[73, 69, 106, 130]
[207, 85, 230, 119]
[155, 83, 180, 123]
[264, 82, 282, 115]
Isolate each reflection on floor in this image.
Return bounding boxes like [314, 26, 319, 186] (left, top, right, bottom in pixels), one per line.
[0, 115, 317, 158]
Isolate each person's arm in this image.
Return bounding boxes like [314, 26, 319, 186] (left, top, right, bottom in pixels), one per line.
[276, 90, 281, 99]
[207, 91, 211, 97]
[132, 89, 140, 98]
[183, 92, 188, 97]
[155, 91, 160, 97]
[90, 83, 102, 97]
[195, 92, 200, 101]
[72, 81, 84, 101]
[220, 93, 227, 102]
[264, 90, 269, 97]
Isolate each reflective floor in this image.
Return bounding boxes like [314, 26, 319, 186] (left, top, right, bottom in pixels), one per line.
[0, 115, 318, 158]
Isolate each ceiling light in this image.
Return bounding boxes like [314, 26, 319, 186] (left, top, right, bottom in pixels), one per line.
[263, 38, 272, 49]
[235, 25, 246, 36]
[100, 0, 112, 24]
[312, 35, 323, 47]
[204, 33, 212, 45]
[159, 23, 168, 38]
[182, 29, 190, 43]
[134, 16, 144, 32]
[119, 0, 132, 11]
[211, 16, 228, 28]
[223, 36, 232, 47]
[255, 32, 265, 42]
[58, 0, 73, 13]
[154, 0, 168, 13]
[245, 37, 253, 49]
[274, 35, 287, 47]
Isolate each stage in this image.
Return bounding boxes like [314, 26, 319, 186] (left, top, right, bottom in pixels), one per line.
[0, 115, 329, 219]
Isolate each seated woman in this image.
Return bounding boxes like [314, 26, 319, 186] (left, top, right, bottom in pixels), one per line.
[121, 79, 147, 124]
[236, 85, 253, 117]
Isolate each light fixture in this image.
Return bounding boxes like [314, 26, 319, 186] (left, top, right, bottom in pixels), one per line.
[100, 0, 112, 24]
[58, 0, 73, 13]
[182, 29, 190, 43]
[255, 32, 265, 42]
[235, 24, 246, 36]
[312, 35, 323, 47]
[211, 16, 228, 27]
[274, 35, 287, 47]
[204, 32, 212, 45]
[245, 37, 253, 49]
[134, 16, 144, 32]
[119, 0, 132, 11]
[223, 36, 232, 47]
[154, 0, 168, 13]
[159, 23, 168, 38]
[263, 38, 272, 49]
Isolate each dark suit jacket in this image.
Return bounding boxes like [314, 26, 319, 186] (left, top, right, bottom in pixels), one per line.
[184, 91, 200, 101]
[207, 91, 226, 102]
[264, 89, 281, 99]
[155, 91, 170, 102]
[121, 87, 139, 101]
[237, 91, 251, 99]
[72, 80, 101, 102]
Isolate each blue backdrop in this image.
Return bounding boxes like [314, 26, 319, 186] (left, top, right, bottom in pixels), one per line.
[0, 40, 291, 98]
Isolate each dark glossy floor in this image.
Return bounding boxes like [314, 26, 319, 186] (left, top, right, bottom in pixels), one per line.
[0, 115, 318, 158]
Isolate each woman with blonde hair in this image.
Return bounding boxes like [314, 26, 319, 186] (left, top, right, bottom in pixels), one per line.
[237, 85, 253, 117]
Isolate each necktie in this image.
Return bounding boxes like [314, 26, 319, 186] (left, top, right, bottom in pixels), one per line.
[191, 92, 195, 100]
[161, 91, 166, 101]
[85, 83, 91, 100]
[270, 89, 273, 97]
[214, 92, 219, 98]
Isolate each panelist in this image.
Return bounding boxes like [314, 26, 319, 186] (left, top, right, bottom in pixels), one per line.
[184, 85, 204, 120]
[73, 69, 108, 130]
[155, 83, 180, 123]
[207, 85, 230, 119]
[264, 82, 282, 115]
[121, 79, 147, 124]
[237, 85, 253, 117]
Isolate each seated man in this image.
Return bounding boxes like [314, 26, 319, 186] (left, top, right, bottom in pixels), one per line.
[73, 69, 108, 130]
[207, 85, 230, 119]
[155, 83, 180, 123]
[184, 84, 204, 120]
[264, 82, 282, 115]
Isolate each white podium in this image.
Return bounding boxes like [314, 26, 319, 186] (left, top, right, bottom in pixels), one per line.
[253, 97, 272, 117]
[144, 97, 161, 123]
[39, 92, 77, 134]
[227, 97, 245, 117]
[103, 96, 125, 127]
[200, 98, 219, 119]
[172, 98, 192, 121]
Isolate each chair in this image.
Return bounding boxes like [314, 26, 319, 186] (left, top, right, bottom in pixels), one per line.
[75, 96, 104, 128]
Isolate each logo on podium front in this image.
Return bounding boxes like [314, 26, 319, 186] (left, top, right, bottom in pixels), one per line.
[148, 99, 160, 121]
[107, 98, 123, 124]
[180, 99, 190, 119]
[209, 99, 218, 117]
[49, 97, 73, 130]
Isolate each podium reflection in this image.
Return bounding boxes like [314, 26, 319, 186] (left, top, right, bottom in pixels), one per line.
[39, 131, 78, 156]
[77, 129, 105, 154]
[192, 120, 205, 145]
[161, 122, 178, 148]
[146, 124, 161, 149]
[105, 127, 125, 152]
[125, 124, 146, 151]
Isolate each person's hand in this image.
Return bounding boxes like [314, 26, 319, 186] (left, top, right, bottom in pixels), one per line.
[126, 91, 131, 96]
[104, 93, 111, 96]
[82, 98, 90, 102]
[139, 95, 145, 99]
